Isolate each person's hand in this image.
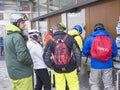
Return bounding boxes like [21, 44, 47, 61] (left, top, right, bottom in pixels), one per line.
[76, 66, 80, 73]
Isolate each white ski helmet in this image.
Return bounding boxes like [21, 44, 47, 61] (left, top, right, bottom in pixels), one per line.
[28, 29, 41, 40]
[10, 14, 28, 26]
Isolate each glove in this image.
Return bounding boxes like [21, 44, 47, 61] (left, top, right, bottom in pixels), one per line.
[76, 66, 80, 73]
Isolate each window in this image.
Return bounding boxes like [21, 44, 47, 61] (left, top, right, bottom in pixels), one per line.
[0, 13, 3, 20]
[33, 0, 39, 18]
[49, 0, 59, 12]
[40, 0, 47, 15]
[61, 0, 75, 8]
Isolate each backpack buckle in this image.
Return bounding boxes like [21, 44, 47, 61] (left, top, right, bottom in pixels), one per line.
[61, 67, 66, 71]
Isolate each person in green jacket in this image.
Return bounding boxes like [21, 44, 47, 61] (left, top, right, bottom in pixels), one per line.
[4, 14, 33, 90]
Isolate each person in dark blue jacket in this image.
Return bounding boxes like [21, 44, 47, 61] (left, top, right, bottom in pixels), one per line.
[82, 23, 118, 90]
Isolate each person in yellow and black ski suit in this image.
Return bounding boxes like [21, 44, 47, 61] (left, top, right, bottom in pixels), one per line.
[43, 23, 81, 90]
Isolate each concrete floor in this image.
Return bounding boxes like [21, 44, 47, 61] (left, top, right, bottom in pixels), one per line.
[0, 57, 12, 90]
[0, 56, 90, 90]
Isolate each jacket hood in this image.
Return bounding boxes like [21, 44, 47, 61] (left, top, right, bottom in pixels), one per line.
[90, 29, 109, 37]
[68, 29, 79, 36]
[6, 23, 21, 32]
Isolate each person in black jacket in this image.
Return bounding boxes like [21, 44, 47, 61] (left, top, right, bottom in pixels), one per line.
[43, 23, 81, 90]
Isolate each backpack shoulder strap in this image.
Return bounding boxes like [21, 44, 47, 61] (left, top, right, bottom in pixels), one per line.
[63, 34, 68, 42]
[72, 34, 78, 38]
[51, 37, 57, 43]
[72, 34, 83, 41]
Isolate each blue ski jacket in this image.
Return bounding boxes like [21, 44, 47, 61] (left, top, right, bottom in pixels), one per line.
[82, 30, 118, 69]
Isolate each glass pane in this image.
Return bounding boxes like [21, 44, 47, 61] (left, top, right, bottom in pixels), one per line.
[61, 0, 75, 8]
[40, 0, 47, 16]
[67, 9, 86, 38]
[33, 0, 39, 18]
[20, 1, 30, 11]
[39, 20, 48, 45]
[77, 0, 87, 3]
[0, 0, 30, 11]
[49, 0, 59, 12]
[3, 13, 12, 20]
[0, 13, 3, 20]
[0, 25, 6, 38]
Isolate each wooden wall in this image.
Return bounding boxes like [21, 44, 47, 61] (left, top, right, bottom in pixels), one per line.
[47, 14, 61, 32]
[85, 0, 120, 39]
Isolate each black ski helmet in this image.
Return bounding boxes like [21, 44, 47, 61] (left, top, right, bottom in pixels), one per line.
[94, 23, 105, 31]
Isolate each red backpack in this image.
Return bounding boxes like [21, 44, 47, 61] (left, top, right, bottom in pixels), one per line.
[51, 35, 71, 68]
[90, 36, 112, 62]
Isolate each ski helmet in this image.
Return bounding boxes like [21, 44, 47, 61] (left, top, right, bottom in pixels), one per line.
[74, 25, 82, 34]
[10, 14, 28, 26]
[94, 23, 105, 31]
[28, 29, 41, 40]
[59, 22, 66, 30]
